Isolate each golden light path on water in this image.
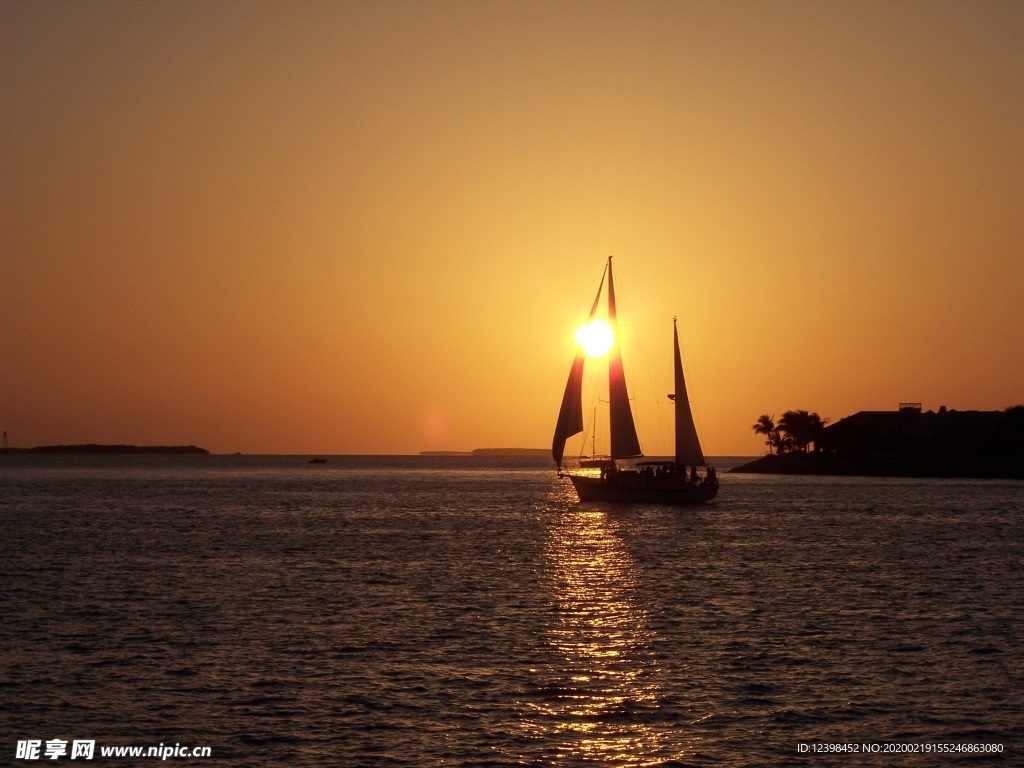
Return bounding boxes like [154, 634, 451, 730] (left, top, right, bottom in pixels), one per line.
[520, 484, 692, 764]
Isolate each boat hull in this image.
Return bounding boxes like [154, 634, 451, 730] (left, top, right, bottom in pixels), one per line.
[567, 473, 718, 505]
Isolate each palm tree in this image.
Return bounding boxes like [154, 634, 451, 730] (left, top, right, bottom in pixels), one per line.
[778, 410, 830, 453]
[752, 414, 777, 455]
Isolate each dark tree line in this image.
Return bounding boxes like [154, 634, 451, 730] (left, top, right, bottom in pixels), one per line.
[752, 410, 829, 455]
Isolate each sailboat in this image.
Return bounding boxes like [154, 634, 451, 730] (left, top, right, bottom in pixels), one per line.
[552, 257, 719, 504]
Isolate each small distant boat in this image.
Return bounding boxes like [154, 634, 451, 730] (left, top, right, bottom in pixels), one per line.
[308, 458, 327, 464]
[552, 257, 718, 505]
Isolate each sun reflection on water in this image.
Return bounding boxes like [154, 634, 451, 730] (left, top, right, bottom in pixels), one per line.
[519, 500, 683, 764]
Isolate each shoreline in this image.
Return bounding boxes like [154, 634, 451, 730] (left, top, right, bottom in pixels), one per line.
[1, 444, 209, 455]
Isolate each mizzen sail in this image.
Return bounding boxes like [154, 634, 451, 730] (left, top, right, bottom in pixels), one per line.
[672, 319, 705, 465]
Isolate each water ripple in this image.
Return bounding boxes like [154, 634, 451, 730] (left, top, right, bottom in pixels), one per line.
[1, 458, 1021, 766]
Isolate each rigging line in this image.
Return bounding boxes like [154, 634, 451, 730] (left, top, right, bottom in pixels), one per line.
[580, 358, 608, 457]
[578, 402, 597, 458]
[578, 398, 612, 458]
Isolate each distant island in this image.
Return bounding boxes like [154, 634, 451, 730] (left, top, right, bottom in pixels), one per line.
[420, 448, 549, 457]
[1, 444, 209, 455]
[471, 448, 549, 457]
[733, 404, 1024, 479]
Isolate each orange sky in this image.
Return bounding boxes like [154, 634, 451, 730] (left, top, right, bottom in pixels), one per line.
[2, 0, 1022, 456]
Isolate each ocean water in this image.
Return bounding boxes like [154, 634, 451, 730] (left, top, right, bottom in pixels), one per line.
[1, 455, 1021, 766]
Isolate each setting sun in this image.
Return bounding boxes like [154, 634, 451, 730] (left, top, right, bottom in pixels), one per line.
[574, 319, 615, 357]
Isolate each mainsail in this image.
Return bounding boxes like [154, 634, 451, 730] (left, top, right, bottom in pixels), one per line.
[606, 260, 643, 460]
[671, 319, 706, 465]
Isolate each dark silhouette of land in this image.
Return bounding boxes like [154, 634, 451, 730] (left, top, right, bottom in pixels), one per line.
[470, 448, 549, 457]
[1, 444, 209, 455]
[734, 405, 1024, 479]
[419, 448, 549, 457]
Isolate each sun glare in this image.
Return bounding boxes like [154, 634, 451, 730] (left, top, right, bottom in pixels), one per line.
[575, 319, 615, 357]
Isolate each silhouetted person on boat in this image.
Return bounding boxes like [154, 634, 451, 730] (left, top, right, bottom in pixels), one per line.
[690, 466, 699, 484]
